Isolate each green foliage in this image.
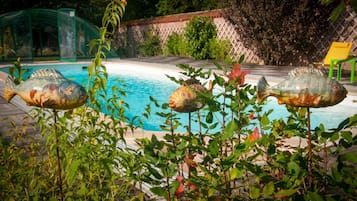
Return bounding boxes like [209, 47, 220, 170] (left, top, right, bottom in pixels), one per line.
[0, 1, 134, 200]
[209, 38, 232, 61]
[8, 57, 29, 85]
[320, 0, 357, 21]
[128, 61, 357, 200]
[156, 0, 221, 16]
[185, 16, 217, 60]
[320, 0, 357, 39]
[164, 31, 232, 61]
[137, 29, 162, 57]
[163, 32, 187, 56]
[224, 0, 337, 65]
[2, 1, 357, 199]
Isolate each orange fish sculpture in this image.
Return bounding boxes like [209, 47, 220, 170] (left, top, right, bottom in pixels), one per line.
[169, 79, 212, 113]
[4, 68, 88, 110]
[257, 67, 347, 108]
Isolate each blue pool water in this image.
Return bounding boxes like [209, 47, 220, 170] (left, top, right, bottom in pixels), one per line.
[1, 63, 356, 132]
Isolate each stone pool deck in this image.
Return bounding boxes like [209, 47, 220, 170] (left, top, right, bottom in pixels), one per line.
[125, 56, 357, 95]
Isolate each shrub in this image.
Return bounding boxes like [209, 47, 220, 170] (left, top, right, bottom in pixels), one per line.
[163, 32, 187, 56]
[135, 63, 357, 200]
[184, 16, 217, 60]
[137, 29, 162, 57]
[209, 38, 232, 60]
[224, 0, 337, 65]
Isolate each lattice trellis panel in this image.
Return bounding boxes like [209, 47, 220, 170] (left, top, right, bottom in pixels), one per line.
[118, 9, 356, 64]
[213, 18, 263, 64]
[313, 7, 357, 61]
[154, 21, 187, 44]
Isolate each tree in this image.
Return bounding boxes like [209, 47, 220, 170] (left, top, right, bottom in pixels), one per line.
[123, 0, 159, 20]
[224, 0, 337, 65]
[320, 0, 357, 22]
[156, 0, 221, 16]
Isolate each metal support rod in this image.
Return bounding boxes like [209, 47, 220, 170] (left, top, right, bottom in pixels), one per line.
[54, 110, 64, 201]
[307, 107, 313, 189]
[188, 112, 191, 179]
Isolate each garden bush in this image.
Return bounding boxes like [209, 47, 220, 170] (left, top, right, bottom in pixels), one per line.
[137, 29, 162, 57]
[224, 0, 337, 65]
[132, 63, 357, 200]
[0, 1, 145, 200]
[209, 38, 232, 61]
[163, 32, 187, 56]
[184, 16, 217, 60]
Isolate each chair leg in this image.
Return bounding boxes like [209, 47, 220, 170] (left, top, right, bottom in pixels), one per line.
[329, 62, 334, 79]
[337, 64, 342, 80]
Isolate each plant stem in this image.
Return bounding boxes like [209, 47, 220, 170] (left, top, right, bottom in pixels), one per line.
[166, 162, 172, 201]
[170, 110, 181, 175]
[54, 110, 64, 201]
[323, 141, 327, 192]
[307, 107, 313, 189]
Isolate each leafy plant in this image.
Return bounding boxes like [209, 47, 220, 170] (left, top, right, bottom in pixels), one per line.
[8, 57, 29, 85]
[185, 16, 217, 60]
[0, 1, 135, 200]
[138, 29, 162, 57]
[163, 32, 188, 56]
[129, 59, 357, 200]
[209, 38, 232, 61]
[2, 1, 357, 200]
[320, 0, 357, 21]
[224, 0, 337, 65]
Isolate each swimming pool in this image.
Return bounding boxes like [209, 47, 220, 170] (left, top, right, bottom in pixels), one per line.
[1, 61, 356, 132]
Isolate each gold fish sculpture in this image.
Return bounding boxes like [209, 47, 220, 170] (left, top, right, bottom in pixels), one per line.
[169, 79, 212, 113]
[4, 68, 88, 110]
[257, 67, 347, 108]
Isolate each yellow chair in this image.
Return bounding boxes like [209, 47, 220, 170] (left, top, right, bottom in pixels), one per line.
[322, 41, 356, 83]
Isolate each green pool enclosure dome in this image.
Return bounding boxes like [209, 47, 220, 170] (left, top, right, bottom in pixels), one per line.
[0, 8, 118, 61]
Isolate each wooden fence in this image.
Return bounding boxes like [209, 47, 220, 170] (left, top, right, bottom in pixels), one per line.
[115, 8, 357, 65]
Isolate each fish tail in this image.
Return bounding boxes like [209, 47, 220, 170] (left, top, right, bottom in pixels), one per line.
[257, 76, 270, 103]
[4, 76, 16, 102]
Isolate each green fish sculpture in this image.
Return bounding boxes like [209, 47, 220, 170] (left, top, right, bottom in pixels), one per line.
[257, 67, 347, 108]
[4, 68, 88, 110]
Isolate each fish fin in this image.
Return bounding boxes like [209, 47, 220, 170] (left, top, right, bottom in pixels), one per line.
[288, 67, 325, 78]
[30, 68, 65, 79]
[257, 76, 270, 103]
[4, 76, 16, 102]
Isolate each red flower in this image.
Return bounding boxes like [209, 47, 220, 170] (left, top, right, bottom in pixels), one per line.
[227, 64, 249, 87]
[249, 111, 257, 120]
[174, 175, 185, 197]
[188, 182, 198, 191]
[248, 127, 260, 142]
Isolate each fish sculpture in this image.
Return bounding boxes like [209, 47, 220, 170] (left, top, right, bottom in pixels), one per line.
[257, 67, 347, 108]
[4, 68, 88, 110]
[169, 79, 212, 113]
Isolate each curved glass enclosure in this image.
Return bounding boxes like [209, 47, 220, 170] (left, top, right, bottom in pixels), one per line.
[0, 8, 118, 61]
